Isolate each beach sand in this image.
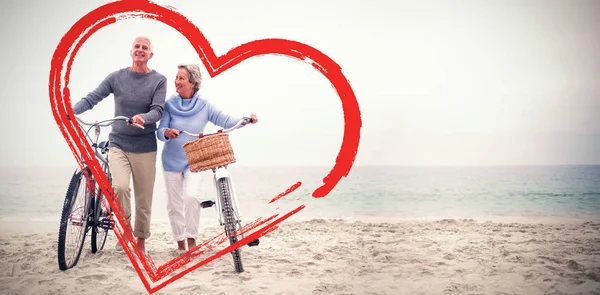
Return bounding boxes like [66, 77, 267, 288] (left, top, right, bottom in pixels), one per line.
[1, 217, 599, 295]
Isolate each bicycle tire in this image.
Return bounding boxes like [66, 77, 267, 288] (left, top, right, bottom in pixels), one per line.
[217, 177, 244, 273]
[91, 192, 108, 253]
[57, 168, 91, 271]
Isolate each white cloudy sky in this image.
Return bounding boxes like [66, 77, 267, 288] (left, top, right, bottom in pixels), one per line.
[0, 0, 598, 167]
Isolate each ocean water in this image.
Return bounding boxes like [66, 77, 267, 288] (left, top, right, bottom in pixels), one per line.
[0, 165, 599, 224]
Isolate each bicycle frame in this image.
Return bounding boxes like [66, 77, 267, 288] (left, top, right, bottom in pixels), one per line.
[57, 115, 143, 270]
[75, 116, 143, 227]
[76, 115, 143, 167]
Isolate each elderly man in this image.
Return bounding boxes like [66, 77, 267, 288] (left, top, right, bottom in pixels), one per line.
[71, 36, 167, 253]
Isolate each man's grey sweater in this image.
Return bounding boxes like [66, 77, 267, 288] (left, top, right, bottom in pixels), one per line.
[72, 67, 167, 153]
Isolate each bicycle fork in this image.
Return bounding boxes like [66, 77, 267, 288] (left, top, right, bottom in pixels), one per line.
[211, 167, 242, 227]
[202, 166, 259, 247]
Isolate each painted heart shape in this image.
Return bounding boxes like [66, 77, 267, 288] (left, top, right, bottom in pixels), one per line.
[49, 0, 361, 293]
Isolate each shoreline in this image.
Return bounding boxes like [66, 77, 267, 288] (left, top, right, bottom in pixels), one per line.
[1, 213, 599, 236]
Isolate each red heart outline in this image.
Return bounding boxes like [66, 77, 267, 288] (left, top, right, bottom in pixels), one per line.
[49, 0, 361, 293]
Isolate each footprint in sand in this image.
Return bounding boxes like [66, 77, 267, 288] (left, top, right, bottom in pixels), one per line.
[285, 242, 304, 248]
[444, 283, 479, 293]
[418, 269, 434, 276]
[382, 239, 405, 245]
[287, 269, 302, 276]
[539, 255, 563, 264]
[76, 274, 109, 284]
[523, 272, 534, 280]
[566, 260, 585, 271]
[0, 264, 19, 277]
[177, 285, 203, 293]
[569, 279, 586, 285]
[587, 270, 600, 282]
[443, 253, 456, 260]
[313, 254, 325, 260]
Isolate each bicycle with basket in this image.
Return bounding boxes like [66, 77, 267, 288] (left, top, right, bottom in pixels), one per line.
[180, 117, 259, 273]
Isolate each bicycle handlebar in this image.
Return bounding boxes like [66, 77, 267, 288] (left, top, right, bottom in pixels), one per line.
[75, 115, 145, 129]
[180, 117, 252, 137]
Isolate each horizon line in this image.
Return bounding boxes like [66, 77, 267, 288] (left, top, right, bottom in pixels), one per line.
[1, 164, 600, 168]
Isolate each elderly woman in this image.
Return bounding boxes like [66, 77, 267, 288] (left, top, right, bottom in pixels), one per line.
[157, 64, 257, 251]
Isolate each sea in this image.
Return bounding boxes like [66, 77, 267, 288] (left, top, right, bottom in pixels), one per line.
[1, 165, 599, 226]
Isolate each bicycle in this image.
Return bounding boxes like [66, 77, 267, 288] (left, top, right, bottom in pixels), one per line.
[57, 115, 143, 271]
[179, 117, 260, 273]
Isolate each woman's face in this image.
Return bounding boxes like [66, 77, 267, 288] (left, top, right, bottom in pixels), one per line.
[175, 68, 195, 96]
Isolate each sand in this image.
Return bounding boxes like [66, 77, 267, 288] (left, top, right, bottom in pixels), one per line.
[1, 217, 599, 295]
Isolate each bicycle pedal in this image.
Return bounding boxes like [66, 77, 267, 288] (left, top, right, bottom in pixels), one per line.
[200, 200, 215, 208]
[248, 239, 260, 247]
[98, 217, 115, 230]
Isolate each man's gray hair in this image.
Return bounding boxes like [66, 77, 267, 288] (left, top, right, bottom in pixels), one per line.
[134, 36, 153, 52]
[178, 64, 202, 91]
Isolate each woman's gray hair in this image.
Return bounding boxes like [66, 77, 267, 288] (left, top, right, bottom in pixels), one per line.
[178, 64, 202, 91]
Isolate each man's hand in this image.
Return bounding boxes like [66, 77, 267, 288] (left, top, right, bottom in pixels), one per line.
[165, 128, 180, 139]
[132, 114, 145, 126]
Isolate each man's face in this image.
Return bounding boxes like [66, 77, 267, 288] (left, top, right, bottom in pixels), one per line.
[130, 38, 153, 64]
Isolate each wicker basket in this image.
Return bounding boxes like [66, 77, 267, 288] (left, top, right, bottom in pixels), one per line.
[182, 133, 236, 172]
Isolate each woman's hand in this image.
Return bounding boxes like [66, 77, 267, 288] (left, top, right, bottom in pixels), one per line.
[165, 128, 180, 139]
[242, 114, 258, 125]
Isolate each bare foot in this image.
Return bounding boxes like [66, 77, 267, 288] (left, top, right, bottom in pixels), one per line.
[177, 240, 186, 251]
[187, 238, 196, 249]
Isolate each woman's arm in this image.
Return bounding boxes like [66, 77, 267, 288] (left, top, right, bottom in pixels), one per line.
[207, 102, 243, 129]
[156, 108, 172, 142]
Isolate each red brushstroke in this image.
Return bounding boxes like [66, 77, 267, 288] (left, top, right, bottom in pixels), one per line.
[269, 181, 302, 203]
[49, 0, 361, 293]
[155, 214, 280, 277]
[151, 205, 305, 294]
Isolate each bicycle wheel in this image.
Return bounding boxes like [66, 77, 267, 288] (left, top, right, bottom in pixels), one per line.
[91, 191, 109, 253]
[217, 177, 244, 273]
[57, 168, 92, 271]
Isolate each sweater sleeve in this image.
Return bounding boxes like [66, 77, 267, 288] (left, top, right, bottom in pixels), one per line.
[156, 105, 171, 142]
[140, 75, 167, 124]
[207, 102, 243, 129]
[72, 74, 114, 115]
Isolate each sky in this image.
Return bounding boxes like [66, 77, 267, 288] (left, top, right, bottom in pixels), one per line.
[0, 0, 599, 167]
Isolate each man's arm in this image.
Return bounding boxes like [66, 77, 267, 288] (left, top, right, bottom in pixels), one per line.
[139, 76, 167, 125]
[72, 76, 114, 115]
